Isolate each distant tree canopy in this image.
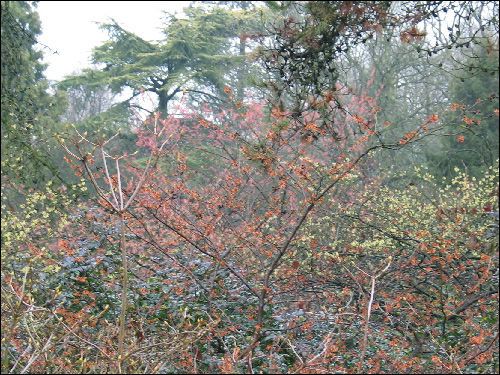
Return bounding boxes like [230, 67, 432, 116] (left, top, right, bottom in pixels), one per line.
[427, 45, 499, 178]
[60, 6, 262, 116]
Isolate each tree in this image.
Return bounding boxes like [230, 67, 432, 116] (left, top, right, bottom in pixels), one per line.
[427, 42, 499, 178]
[62, 83, 117, 124]
[1, 3, 82, 372]
[1, 1, 65, 192]
[60, 6, 264, 117]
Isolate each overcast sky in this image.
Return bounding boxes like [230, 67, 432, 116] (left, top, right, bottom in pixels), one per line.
[37, 1, 190, 82]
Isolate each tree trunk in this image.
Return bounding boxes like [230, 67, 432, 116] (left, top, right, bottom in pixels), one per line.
[237, 34, 247, 101]
[117, 213, 129, 373]
[158, 91, 169, 117]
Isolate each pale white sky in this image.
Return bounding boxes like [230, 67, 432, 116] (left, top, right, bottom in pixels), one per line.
[37, 1, 190, 82]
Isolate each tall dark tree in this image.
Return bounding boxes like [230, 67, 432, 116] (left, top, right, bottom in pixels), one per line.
[427, 43, 499, 178]
[1, 1, 65, 191]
